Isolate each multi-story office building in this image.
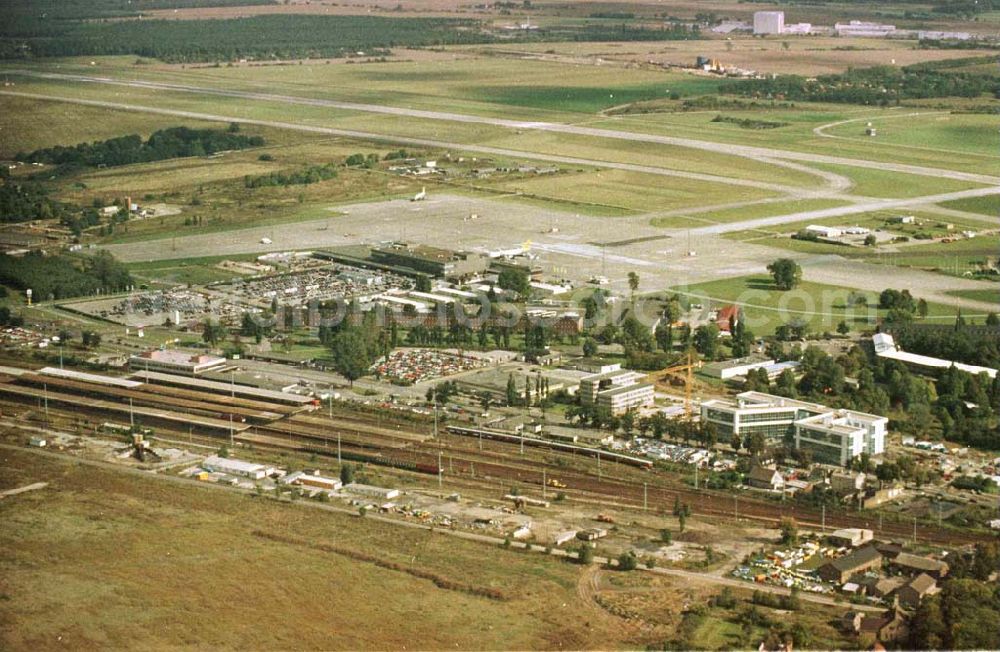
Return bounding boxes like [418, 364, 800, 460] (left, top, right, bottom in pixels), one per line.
[700, 391, 886, 466]
[580, 369, 653, 415]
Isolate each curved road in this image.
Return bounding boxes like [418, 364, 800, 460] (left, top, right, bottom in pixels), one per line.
[8, 69, 1000, 186]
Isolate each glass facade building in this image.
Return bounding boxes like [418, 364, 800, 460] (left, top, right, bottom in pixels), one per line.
[700, 391, 887, 466]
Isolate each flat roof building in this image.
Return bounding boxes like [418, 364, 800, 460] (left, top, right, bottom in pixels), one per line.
[371, 243, 488, 280]
[580, 369, 653, 415]
[701, 391, 886, 466]
[202, 455, 274, 480]
[343, 483, 400, 500]
[130, 349, 227, 376]
[835, 21, 896, 37]
[873, 333, 997, 379]
[703, 356, 775, 380]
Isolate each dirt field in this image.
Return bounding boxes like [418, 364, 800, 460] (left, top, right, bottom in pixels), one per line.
[0, 447, 655, 650]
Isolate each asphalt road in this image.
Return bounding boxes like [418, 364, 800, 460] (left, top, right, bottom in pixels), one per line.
[10, 70, 1000, 186]
[0, 89, 811, 196]
[5, 89, 998, 239]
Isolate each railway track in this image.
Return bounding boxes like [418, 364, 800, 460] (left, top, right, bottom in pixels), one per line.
[4, 380, 989, 547]
[242, 423, 990, 547]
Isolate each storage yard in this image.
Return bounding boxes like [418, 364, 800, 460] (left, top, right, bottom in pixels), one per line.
[371, 348, 489, 385]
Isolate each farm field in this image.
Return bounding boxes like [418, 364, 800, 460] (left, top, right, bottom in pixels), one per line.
[460, 37, 1000, 75]
[0, 448, 644, 650]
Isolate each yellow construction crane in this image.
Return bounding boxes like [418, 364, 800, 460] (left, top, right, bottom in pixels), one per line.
[647, 350, 703, 421]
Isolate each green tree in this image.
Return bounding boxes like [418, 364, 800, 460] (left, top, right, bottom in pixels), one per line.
[779, 517, 798, 545]
[582, 338, 598, 357]
[767, 258, 802, 291]
[331, 328, 370, 386]
[694, 323, 719, 360]
[202, 320, 226, 345]
[836, 320, 850, 335]
[340, 463, 355, 485]
[497, 267, 530, 298]
[617, 551, 639, 571]
[505, 373, 518, 407]
[577, 544, 594, 565]
[627, 271, 639, 302]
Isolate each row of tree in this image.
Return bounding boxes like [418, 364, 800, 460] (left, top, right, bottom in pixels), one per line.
[719, 63, 998, 105]
[0, 250, 132, 301]
[19, 125, 264, 169]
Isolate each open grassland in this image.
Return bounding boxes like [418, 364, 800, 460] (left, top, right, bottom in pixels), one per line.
[941, 194, 1000, 217]
[0, 448, 645, 650]
[484, 129, 821, 188]
[673, 274, 960, 335]
[873, 235, 1000, 278]
[486, 169, 773, 215]
[821, 112, 1000, 159]
[4, 57, 995, 182]
[808, 163, 983, 199]
[0, 95, 226, 157]
[947, 288, 1000, 304]
[724, 209, 991, 242]
[590, 108, 998, 175]
[126, 254, 259, 287]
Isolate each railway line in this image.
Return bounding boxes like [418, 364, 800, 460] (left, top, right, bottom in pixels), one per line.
[243, 419, 990, 547]
[0, 363, 989, 547]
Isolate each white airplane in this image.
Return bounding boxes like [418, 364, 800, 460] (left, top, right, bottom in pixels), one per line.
[411, 187, 427, 202]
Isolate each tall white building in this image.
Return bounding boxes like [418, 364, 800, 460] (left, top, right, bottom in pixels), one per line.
[753, 11, 784, 35]
[700, 391, 886, 466]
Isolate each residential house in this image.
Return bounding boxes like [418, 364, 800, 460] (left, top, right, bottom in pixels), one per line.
[748, 465, 785, 492]
[897, 573, 937, 609]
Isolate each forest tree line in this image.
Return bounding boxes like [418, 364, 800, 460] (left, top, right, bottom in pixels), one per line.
[18, 126, 264, 169]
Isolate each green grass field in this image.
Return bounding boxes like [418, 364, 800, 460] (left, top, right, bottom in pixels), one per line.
[941, 194, 1000, 217]
[672, 274, 959, 335]
[488, 168, 773, 215]
[822, 112, 1000, 158]
[947, 288, 1000, 304]
[809, 163, 984, 199]
[652, 198, 851, 230]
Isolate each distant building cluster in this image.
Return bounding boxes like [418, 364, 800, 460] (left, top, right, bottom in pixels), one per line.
[751, 11, 973, 40]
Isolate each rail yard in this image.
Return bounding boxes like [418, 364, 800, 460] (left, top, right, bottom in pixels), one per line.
[0, 362, 988, 549]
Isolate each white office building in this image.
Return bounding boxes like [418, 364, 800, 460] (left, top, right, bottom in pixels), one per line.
[701, 391, 886, 466]
[580, 369, 653, 415]
[753, 11, 785, 35]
